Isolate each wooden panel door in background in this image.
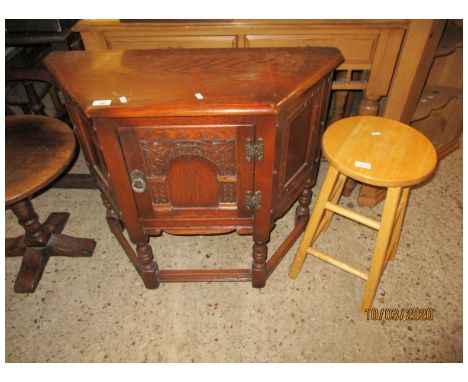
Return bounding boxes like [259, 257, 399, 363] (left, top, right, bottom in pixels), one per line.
[244, 33, 378, 66]
[102, 33, 238, 50]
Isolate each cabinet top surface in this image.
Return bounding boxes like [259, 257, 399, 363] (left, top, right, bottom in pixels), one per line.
[44, 47, 343, 118]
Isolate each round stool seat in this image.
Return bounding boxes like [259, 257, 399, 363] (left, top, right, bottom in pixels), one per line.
[322, 116, 437, 188]
[6, 115, 76, 206]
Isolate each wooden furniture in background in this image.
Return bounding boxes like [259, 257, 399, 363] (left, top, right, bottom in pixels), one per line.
[5, 68, 97, 190]
[44, 47, 343, 288]
[5, 115, 96, 293]
[73, 19, 446, 207]
[410, 20, 462, 159]
[5, 20, 95, 190]
[5, 20, 81, 116]
[289, 116, 437, 311]
[5, 19, 81, 50]
[6, 68, 66, 118]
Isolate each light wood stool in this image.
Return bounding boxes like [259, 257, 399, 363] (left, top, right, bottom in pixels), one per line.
[289, 116, 437, 312]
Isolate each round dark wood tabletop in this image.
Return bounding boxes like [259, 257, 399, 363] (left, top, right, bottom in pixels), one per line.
[5, 115, 76, 206]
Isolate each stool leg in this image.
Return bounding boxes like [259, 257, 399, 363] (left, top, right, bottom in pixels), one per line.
[385, 187, 410, 263]
[289, 165, 340, 279]
[314, 172, 347, 239]
[361, 187, 402, 312]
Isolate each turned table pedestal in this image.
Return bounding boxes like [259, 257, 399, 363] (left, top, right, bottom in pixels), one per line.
[5, 115, 96, 292]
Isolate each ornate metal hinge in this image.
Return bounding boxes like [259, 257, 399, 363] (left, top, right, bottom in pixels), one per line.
[245, 190, 262, 210]
[245, 137, 264, 161]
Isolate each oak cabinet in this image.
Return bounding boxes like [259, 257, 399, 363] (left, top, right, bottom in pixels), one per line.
[44, 47, 343, 288]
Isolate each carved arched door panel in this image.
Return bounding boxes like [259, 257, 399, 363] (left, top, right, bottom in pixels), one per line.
[118, 121, 255, 225]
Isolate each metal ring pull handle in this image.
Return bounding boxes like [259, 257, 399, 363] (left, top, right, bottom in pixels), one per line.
[130, 169, 146, 193]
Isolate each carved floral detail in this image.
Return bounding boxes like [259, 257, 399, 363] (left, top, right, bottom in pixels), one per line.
[150, 183, 169, 204]
[140, 139, 236, 177]
[220, 182, 236, 203]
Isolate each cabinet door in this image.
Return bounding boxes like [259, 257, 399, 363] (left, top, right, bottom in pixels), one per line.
[118, 123, 255, 223]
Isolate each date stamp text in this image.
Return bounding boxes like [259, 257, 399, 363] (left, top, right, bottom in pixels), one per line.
[365, 307, 433, 321]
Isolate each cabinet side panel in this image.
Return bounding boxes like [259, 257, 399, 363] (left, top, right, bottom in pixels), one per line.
[273, 75, 332, 219]
[284, 102, 315, 182]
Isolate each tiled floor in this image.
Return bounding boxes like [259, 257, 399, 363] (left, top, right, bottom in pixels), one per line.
[5, 146, 462, 362]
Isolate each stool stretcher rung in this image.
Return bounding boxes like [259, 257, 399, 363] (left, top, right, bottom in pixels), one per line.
[306, 247, 368, 281]
[324, 201, 381, 230]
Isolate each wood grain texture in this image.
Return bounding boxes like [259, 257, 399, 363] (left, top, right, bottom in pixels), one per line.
[289, 165, 340, 279]
[43, 48, 343, 118]
[74, 20, 449, 133]
[73, 18, 434, 210]
[384, 20, 446, 123]
[410, 21, 463, 159]
[322, 116, 437, 188]
[75, 19, 408, 31]
[360, 187, 402, 312]
[307, 248, 368, 281]
[116, 118, 255, 222]
[5, 115, 76, 205]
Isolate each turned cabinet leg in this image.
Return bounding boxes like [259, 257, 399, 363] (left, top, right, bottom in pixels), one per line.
[100, 193, 124, 232]
[136, 242, 160, 289]
[100, 193, 159, 288]
[252, 242, 268, 288]
[295, 178, 313, 225]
